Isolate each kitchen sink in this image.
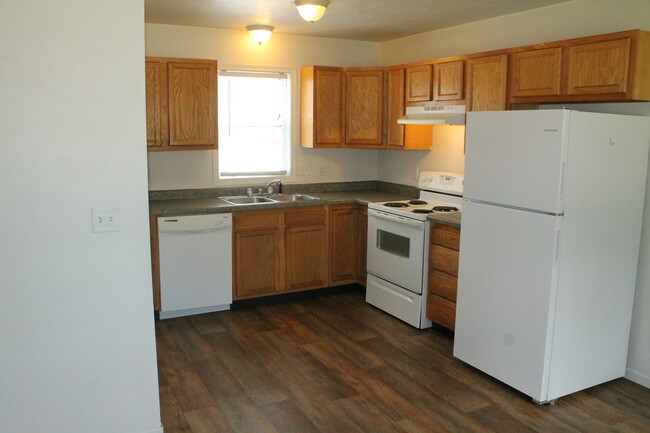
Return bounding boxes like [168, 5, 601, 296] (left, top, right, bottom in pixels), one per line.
[220, 196, 275, 205]
[268, 194, 320, 202]
[220, 193, 320, 205]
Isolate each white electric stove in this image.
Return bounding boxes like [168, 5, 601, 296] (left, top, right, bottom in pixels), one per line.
[366, 171, 463, 328]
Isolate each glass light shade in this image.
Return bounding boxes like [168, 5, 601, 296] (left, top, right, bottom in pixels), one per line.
[294, 0, 330, 22]
[246, 25, 274, 44]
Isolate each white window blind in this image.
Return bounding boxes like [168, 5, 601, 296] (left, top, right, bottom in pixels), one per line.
[218, 70, 290, 178]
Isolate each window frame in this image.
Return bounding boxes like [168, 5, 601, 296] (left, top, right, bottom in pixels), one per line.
[213, 65, 298, 186]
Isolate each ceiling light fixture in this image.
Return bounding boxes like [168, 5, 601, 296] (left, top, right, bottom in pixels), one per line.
[294, 0, 330, 23]
[246, 24, 274, 45]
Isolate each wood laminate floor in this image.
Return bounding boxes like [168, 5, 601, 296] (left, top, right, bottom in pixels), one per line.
[155, 290, 650, 433]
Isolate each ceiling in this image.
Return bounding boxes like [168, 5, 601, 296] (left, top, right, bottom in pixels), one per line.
[145, 0, 573, 42]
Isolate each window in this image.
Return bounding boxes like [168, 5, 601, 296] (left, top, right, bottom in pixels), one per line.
[218, 70, 290, 178]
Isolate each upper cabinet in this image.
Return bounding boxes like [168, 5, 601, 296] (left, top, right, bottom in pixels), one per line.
[344, 68, 385, 148]
[466, 54, 508, 112]
[146, 57, 218, 152]
[300, 66, 344, 148]
[301, 66, 385, 149]
[386, 68, 405, 148]
[510, 30, 650, 104]
[405, 64, 433, 103]
[434, 60, 464, 101]
[509, 47, 562, 97]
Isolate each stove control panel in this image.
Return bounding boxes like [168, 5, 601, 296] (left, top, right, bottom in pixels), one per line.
[419, 171, 464, 195]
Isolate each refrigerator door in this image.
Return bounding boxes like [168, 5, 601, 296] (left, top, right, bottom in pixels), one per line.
[454, 200, 561, 401]
[464, 110, 569, 214]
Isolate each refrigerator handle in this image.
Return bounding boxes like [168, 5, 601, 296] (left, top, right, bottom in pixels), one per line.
[559, 162, 567, 200]
[554, 230, 562, 265]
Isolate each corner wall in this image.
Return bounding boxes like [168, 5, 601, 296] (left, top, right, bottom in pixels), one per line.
[0, 1, 162, 432]
[145, 24, 381, 191]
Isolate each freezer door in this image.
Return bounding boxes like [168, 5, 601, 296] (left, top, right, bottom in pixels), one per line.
[453, 200, 561, 401]
[464, 110, 569, 214]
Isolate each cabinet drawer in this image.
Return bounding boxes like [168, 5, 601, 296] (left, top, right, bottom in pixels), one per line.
[234, 211, 281, 230]
[430, 223, 460, 250]
[429, 244, 459, 277]
[427, 294, 456, 330]
[428, 269, 458, 302]
[285, 207, 327, 227]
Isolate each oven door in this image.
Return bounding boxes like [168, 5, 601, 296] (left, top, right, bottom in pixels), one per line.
[367, 209, 427, 293]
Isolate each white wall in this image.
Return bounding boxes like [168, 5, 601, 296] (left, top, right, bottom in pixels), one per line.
[1, 2, 162, 433]
[146, 24, 380, 190]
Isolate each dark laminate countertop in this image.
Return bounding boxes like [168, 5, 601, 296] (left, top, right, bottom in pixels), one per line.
[149, 184, 461, 228]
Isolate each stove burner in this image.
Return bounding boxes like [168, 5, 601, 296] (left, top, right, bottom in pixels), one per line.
[408, 199, 428, 205]
[412, 209, 433, 214]
[384, 202, 410, 208]
[433, 206, 459, 212]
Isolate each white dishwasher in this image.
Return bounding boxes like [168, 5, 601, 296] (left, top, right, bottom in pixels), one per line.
[157, 213, 232, 319]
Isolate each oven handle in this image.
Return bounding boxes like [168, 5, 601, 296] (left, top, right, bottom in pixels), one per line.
[368, 209, 426, 229]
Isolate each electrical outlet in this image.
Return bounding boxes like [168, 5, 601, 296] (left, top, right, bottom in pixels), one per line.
[319, 165, 326, 177]
[413, 167, 420, 180]
[91, 205, 120, 233]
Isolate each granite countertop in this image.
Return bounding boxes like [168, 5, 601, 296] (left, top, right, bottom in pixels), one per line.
[149, 182, 461, 228]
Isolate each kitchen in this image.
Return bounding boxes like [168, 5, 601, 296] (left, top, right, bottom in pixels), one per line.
[3, 1, 650, 433]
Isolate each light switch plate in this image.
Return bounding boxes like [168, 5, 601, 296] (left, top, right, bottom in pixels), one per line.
[91, 205, 120, 233]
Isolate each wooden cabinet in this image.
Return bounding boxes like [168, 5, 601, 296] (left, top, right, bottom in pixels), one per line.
[434, 60, 464, 101]
[233, 207, 328, 300]
[510, 47, 562, 97]
[405, 64, 433, 103]
[285, 207, 328, 291]
[510, 30, 650, 103]
[301, 66, 385, 148]
[330, 205, 360, 285]
[358, 206, 368, 286]
[300, 66, 344, 148]
[149, 216, 161, 311]
[233, 211, 283, 299]
[146, 57, 218, 151]
[565, 38, 631, 95]
[344, 69, 385, 148]
[386, 68, 405, 148]
[427, 223, 460, 330]
[465, 54, 508, 112]
[386, 68, 433, 151]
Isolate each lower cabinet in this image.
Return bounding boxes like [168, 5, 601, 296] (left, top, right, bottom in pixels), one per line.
[233, 204, 368, 300]
[149, 216, 161, 311]
[330, 204, 360, 285]
[427, 222, 461, 330]
[233, 206, 328, 300]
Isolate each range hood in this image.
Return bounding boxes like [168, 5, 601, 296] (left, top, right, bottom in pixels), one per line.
[397, 105, 466, 125]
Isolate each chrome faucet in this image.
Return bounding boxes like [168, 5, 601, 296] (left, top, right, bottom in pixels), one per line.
[266, 179, 283, 195]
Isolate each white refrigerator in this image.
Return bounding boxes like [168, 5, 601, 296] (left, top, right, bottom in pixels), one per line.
[454, 109, 650, 403]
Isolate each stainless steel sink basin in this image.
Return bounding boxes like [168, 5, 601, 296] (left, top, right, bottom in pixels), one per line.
[221, 196, 275, 205]
[268, 194, 320, 202]
[220, 193, 320, 205]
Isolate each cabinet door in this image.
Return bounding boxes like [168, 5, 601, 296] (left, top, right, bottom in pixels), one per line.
[434, 60, 464, 101]
[234, 228, 283, 299]
[358, 206, 368, 286]
[386, 68, 405, 148]
[330, 205, 359, 285]
[167, 61, 218, 147]
[315, 67, 344, 146]
[510, 48, 562, 97]
[149, 216, 161, 311]
[145, 61, 167, 148]
[566, 38, 631, 95]
[405, 64, 433, 102]
[285, 225, 328, 291]
[465, 54, 508, 111]
[344, 69, 384, 147]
